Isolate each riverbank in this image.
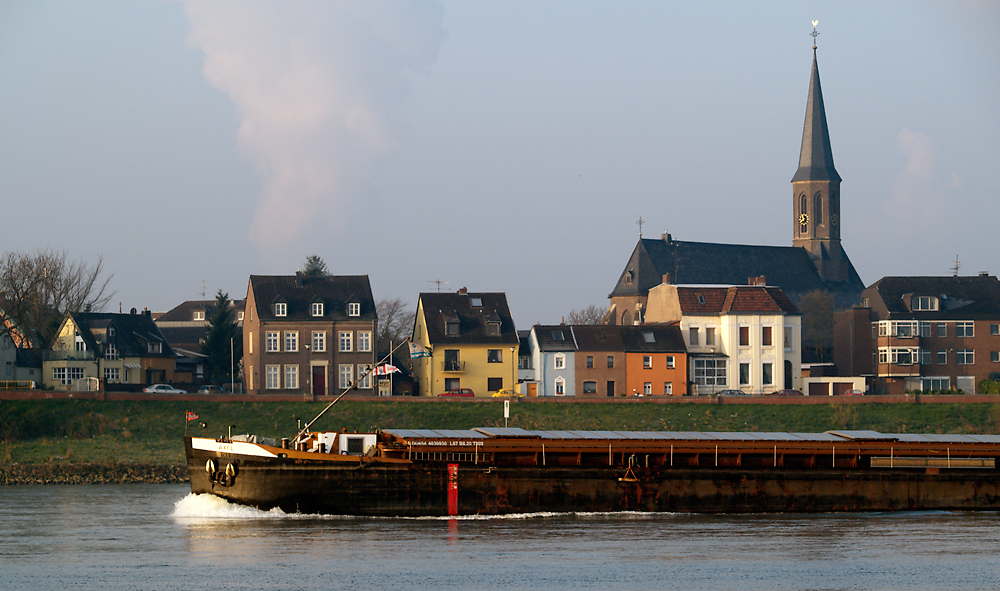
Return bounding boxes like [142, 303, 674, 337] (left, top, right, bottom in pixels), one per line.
[3, 398, 1000, 484]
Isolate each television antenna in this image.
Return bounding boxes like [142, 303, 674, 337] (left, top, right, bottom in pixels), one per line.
[951, 255, 961, 276]
[428, 280, 449, 292]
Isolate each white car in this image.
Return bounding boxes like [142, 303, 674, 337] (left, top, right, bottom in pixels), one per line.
[143, 384, 187, 394]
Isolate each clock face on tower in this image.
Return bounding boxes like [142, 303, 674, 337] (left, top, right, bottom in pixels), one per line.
[830, 213, 839, 226]
[799, 213, 809, 225]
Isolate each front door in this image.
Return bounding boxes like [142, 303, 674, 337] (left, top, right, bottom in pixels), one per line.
[312, 365, 326, 397]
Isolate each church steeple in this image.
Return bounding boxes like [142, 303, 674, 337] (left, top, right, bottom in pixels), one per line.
[792, 26, 847, 283]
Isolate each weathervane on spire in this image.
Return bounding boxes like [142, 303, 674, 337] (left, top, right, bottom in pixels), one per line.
[636, 216, 644, 237]
[810, 20, 819, 50]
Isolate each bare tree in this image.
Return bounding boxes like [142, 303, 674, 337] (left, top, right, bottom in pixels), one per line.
[0, 249, 114, 349]
[566, 304, 607, 325]
[376, 297, 415, 361]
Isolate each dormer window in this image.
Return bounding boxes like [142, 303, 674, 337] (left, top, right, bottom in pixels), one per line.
[148, 342, 162, 354]
[193, 311, 205, 321]
[274, 302, 287, 317]
[446, 321, 460, 336]
[625, 270, 633, 285]
[238, 311, 244, 321]
[487, 322, 500, 337]
[311, 302, 324, 317]
[912, 296, 938, 311]
[108, 327, 116, 337]
[348, 302, 360, 317]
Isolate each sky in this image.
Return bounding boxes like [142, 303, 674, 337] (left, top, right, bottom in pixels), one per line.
[1, 1, 998, 327]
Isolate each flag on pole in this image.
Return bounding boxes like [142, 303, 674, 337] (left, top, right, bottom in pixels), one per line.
[186, 410, 199, 422]
[374, 364, 400, 376]
[408, 342, 431, 359]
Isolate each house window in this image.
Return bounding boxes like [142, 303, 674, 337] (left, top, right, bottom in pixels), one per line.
[922, 377, 950, 391]
[991, 351, 999, 363]
[487, 349, 502, 363]
[555, 378, 565, 396]
[689, 327, 699, 346]
[105, 345, 118, 360]
[104, 367, 119, 382]
[193, 311, 204, 321]
[937, 350, 948, 364]
[607, 356, 614, 368]
[487, 322, 501, 337]
[487, 377, 503, 392]
[108, 327, 115, 337]
[311, 302, 324, 317]
[348, 303, 360, 316]
[666, 356, 675, 369]
[912, 296, 938, 311]
[957, 322, 974, 338]
[705, 327, 716, 347]
[920, 349, 932, 365]
[266, 331, 279, 352]
[554, 354, 565, 369]
[762, 326, 773, 347]
[784, 326, 794, 350]
[762, 363, 773, 386]
[312, 331, 326, 352]
[265, 365, 280, 389]
[992, 324, 1000, 336]
[444, 378, 460, 391]
[552, 330, 564, 341]
[739, 363, 750, 385]
[643, 331, 655, 343]
[339, 331, 352, 352]
[693, 359, 727, 386]
[446, 321, 460, 336]
[357, 331, 371, 352]
[583, 381, 597, 394]
[284, 331, 298, 352]
[586, 356, 593, 368]
[284, 365, 298, 389]
[357, 365, 373, 389]
[339, 365, 353, 389]
[518, 356, 531, 370]
[643, 355, 652, 369]
[238, 311, 244, 322]
[147, 342, 161, 354]
[471, 297, 482, 307]
[643, 382, 652, 396]
[919, 322, 931, 337]
[248, 333, 253, 354]
[739, 326, 750, 347]
[957, 350, 974, 365]
[664, 382, 672, 395]
[274, 302, 287, 317]
[937, 323, 947, 338]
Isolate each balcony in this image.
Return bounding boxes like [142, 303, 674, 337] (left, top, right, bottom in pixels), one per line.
[442, 360, 466, 373]
[43, 350, 95, 362]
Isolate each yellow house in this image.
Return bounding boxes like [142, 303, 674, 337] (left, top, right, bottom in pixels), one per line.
[411, 288, 519, 397]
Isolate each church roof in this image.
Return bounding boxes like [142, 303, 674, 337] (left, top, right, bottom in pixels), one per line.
[792, 50, 841, 183]
[609, 236, 864, 308]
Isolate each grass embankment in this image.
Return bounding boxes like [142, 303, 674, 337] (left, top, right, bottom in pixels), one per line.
[4, 399, 1000, 474]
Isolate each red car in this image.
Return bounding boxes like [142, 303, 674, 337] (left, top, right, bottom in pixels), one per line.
[772, 389, 804, 396]
[438, 388, 475, 398]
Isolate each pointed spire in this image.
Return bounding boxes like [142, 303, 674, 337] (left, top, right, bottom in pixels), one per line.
[791, 49, 841, 182]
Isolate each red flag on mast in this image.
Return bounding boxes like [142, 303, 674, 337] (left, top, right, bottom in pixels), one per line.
[186, 410, 199, 422]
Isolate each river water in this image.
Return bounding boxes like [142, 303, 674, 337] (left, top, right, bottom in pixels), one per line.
[2, 484, 999, 590]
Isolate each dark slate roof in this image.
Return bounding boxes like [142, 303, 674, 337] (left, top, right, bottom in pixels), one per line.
[157, 299, 245, 323]
[249, 275, 376, 322]
[158, 326, 208, 350]
[533, 325, 578, 352]
[791, 51, 841, 183]
[867, 275, 1000, 319]
[419, 292, 517, 345]
[571, 325, 626, 352]
[71, 312, 175, 358]
[610, 236, 864, 309]
[620, 323, 686, 353]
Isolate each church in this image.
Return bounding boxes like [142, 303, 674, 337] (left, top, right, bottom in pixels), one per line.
[607, 43, 865, 327]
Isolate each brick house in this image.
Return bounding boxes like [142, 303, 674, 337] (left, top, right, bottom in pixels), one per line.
[833, 274, 1000, 395]
[243, 274, 377, 396]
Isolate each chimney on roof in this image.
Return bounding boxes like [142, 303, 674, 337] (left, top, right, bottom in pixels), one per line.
[662, 273, 672, 285]
[749, 276, 766, 286]
[295, 271, 304, 287]
[662, 232, 672, 243]
[980, 272, 989, 277]
[458, 287, 468, 295]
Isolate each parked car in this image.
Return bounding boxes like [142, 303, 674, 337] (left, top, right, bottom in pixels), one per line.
[492, 389, 524, 398]
[718, 389, 748, 396]
[439, 388, 475, 398]
[771, 389, 804, 396]
[846, 389, 864, 396]
[144, 384, 187, 394]
[198, 385, 226, 394]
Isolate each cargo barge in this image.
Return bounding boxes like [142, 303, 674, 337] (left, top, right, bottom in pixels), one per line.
[185, 427, 1000, 515]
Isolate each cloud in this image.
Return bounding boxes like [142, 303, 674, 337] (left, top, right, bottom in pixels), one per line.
[884, 128, 941, 226]
[183, 1, 445, 260]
